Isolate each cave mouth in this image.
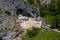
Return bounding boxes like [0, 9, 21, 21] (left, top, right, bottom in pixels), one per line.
[5, 11, 11, 16]
[16, 8, 33, 17]
[16, 8, 23, 16]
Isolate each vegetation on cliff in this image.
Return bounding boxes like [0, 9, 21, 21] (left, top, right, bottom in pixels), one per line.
[26, 0, 60, 30]
[23, 28, 60, 40]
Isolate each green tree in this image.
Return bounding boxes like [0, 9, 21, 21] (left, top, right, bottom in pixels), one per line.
[26, 27, 40, 38]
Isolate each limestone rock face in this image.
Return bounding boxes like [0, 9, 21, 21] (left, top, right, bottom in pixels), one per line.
[0, 0, 52, 40]
[0, 0, 24, 40]
[18, 15, 43, 30]
[0, 0, 24, 12]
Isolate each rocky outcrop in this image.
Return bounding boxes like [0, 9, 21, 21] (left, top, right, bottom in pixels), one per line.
[0, 0, 52, 40]
[17, 15, 43, 30]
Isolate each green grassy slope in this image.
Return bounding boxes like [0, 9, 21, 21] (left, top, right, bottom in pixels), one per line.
[22, 28, 60, 40]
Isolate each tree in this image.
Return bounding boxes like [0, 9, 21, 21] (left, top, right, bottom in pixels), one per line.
[26, 27, 40, 38]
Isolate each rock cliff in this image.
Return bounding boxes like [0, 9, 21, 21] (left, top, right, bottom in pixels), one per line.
[0, 0, 51, 40]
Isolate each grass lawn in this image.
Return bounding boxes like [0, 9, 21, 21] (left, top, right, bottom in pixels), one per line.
[22, 28, 60, 40]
